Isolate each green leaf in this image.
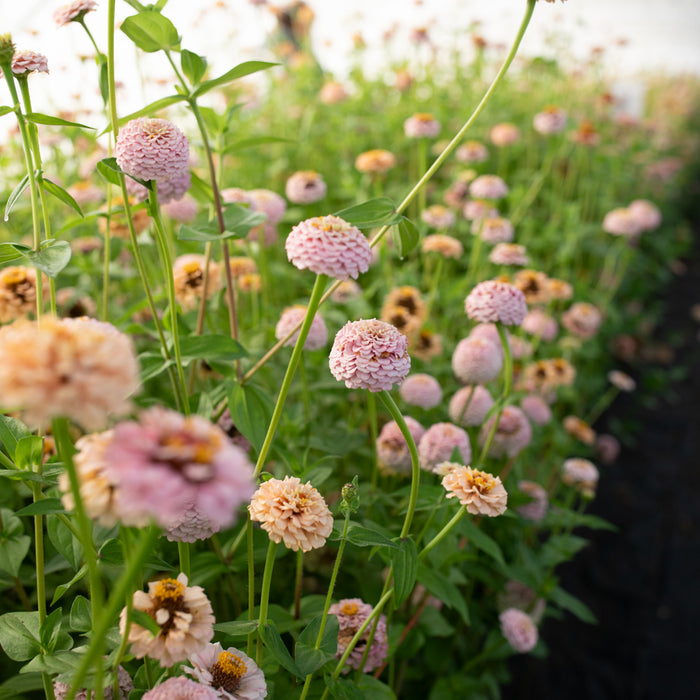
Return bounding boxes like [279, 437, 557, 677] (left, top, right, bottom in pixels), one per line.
[460, 517, 505, 566]
[40, 608, 73, 654]
[340, 523, 400, 550]
[213, 620, 258, 638]
[540, 534, 588, 568]
[14, 435, 45, 470]
[391, 217, 420, 258]
[105, 94, 188, 133]
[98, 58, 109, 104]
[15, 498, 65, 517]
[324, 675, 365, 700]
[191, 60, 278, 98]
[390, 537, 418, 605]
[138, 352, 176, 382]
[259, 621, 303, 677]
[132, 609, 161, 636]
[96, 157, 124, 186]
[98, 538, 124, 566]
[24, 112, 93, 129]
[0, 612, 42, 661]
[357, 676, 397, 699]
[120, 12, 181, 53]
[227, 382, 274, 453]
[295, 614, 339, 676]
[334, 197, 402, 230]
[417, 566, 469, 624]
[181, 49, 207, 85]
[19, 240, 72, 278]
[177, 334, 248, 364]
[51, 565, 88, 605]
[0, 509, 30, 578]
[41, 178, 84, 217]
[47, 514, 82, 570]
[69, 595, 92, 633]
[0, 673, 45, 699]
[549, 586, 597, 624]
[0, 414, 31, 459]
[4, 173, 30, 221]
[0, 241, 24, 266]
[222, 135, 293, 155]
[177, 205, 266, 242]
[0, 469, 46, 483]
[0, 105, 15, 117]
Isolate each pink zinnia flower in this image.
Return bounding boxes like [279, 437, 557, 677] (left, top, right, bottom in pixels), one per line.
[562, 458, 599, 497]
[164, 195, 199, 223]
[498, 581, 546, 624]
[522, 309, 558, 342]
[462, 199, 498, 222]
[275, 304, 328, 350]
[470, 175, 509, 200]
[601, 207, 642, 237]
[441, 464, 508, 516]
[421, 234, 463, 259]
[54, 665, 132, 700]
[490, 123, 520, 147]
[184, 642, 267, 699]
[4, 50, 49, 75]
[404, 113, 441, 138]
[418, 422, 471, 472]
[248, 476, 333, 552]
[399, 373, 443, 409]
[451, 336, 503, 384]
[479, 406, 532, 458]
[562, 302, 603, 339]
[476, 216, 515, 244]
[54, 0, 98, 27]
[520, 394, 552, 425]
[489, 243, 529, 266]
[596, 433, 621, 464]
[516, 480, 548, 521]
[376, 416, 425, 476]
[286, 215, 372, 280]
[448, 385, 495, 427]
[329, 598, 388, 673]
[456, 140, 489, 163]
[143, 677, 218, 699]
[116, 118, 189, 182]
[329, 319, 410, 392]
[465, 280, 528, 326]
[628, 199, 662, 231]
[247, 188, 286, 225]
[285, 170, 327, 204]
[104, 407, 255, 530]
[533, 106, 567, 135]
[499, 608, 538, 653]
[420, 205, 456, 229]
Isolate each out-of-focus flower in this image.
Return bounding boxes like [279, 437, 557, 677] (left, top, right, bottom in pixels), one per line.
[319, 80, 347, 104]
[411, 328, 443, 361]
[53, 665, 132, 700]
[596, 433, 621, 464]
[66, 180, 103, 206]
[376, 416, 425, 476]
[533, 105, 567, 135]
[248, 476, 333, 552]
[490, 123, 520, 147]
[399, 373, 443, 409]
[163, 194, 198, 223]
[184, 642, 267, 699]
[441, 463, 508, 516]
[275, 304, 328, 350]
[104, 407, 255, 530]
[331, 279, 362, 303]
[115, 118, 189, 182]
[562, 302, 603, 339]
[285, 170, 327, 204]
[476, 216, 514, 244]
[628, 199, 662, 231]
[121, 574, 214, 667]
[562, 458, 599, 497]
[355, 149, 396, 174]
[452, 336, 503, 384]
[56, 288, 97, 319]
[522, 309, 558, 342]
[499, 608, 538, 653]
[329, 599, 388, 672]
[421, 234, 463, 259]
[515, 480, 548, 521]
[563, 415, 596, 446]
[0, 317, 139, 430]
[520, 394, 552, 425]
[602, 207, 643, 237]
[404, 113, 441, 138]
[489, 243, 529, 266]
[142, 677, 218, 699]
[421, 204, 456, 229]
[173, 254, 222, 312]
[545, 277, 573, 301]
[246, 188, 287, 226]
[479, 406, 532, 458]
[607, 369, 636, 392]
[498, 582, 545, 624]
[456, 140, 489, 163]
[470, 175, 509, 200]
[418, 422, 471, 472]
[382, 286, 426, 325]
[513, 269, 550, 305]
[449, 385, 494, 427]
[465, 280, 528, 326]
[53, 0, 98, 27]
[463, 198, 499, 222]
[571, 120, 600, 146]
[330, 319, 410, 392]
[286, 215, 372, 280]
[444, 179, 471, 209]
[0, 266, 44, 322]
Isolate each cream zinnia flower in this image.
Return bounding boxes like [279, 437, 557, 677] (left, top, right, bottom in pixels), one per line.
[441, 464, 508, 516]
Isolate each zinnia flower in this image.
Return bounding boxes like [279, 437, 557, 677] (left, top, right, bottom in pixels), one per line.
[421, 234, 463, 259]
[607, 369, 636, 392]
[499, 608, 538, 653]
[533, 105, 567, 135]
[355, 149, 396, 174]
[382, 286, 426, 325]
[285, 215, 372, 280]
[562, 458, 599, 497]
[520, 394, 552, 425]
[399, 373, 443, 409]
[142, 677, 219, 699]
[489, 243, 529, 267]
[376, 416, 425, 476]
[522, 309, 558, 341]
[490, 123, 520, 147]
[451, 336, 503, 384]
[329, 599, 388, 673]
[465, 280, 527, 326]
[515, 480, 548, 521]
[173, 254, 222, 312]
[0, 317, 139, 430]
[448, 385, 495, 427]
[628, 199, 661, 231]
[104, 407, 255, 530]
[5, 50, 49, 75]
[498, 582, 545, 624]
[562, 302, 602, 339]
[329, 319, 410, 392]
[479, 406, 532, 458]
[121, 574, 215, 667]
[0, 266, 43, 322]
[248, 476, 333, 552]
[596, 433, 621, 464]
[418, 422, 471, 472]
[184, 642, 267, 699]
[470, 175, 509, 200]
[53, 665, 133, 700]
[115, 118, 189, 182]
[441, 464, 508, 516]
[513, 269, 550, 305]
[404, 113, 440, 138]
[319, 81, 347, 104]
[420, 205, 456, 229]
[164, 195, 199, 223]
[285, 170, 327, 204]
[456, 140, 489, 163]
[275, 305, 328, 350]
[54, 0, 98, 26]
[602, 207, 642, 237]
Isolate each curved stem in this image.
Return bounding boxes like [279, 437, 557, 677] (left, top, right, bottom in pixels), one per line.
[418, 504, 467, 561]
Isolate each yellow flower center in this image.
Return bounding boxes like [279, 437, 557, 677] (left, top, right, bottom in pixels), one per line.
[470, 470, 495, 493]
[3, 269, 27, 286]
[211, 651, 247, 693]
[153, 578, 185, 602]
[341, 601, 359, 615]
[182, 261, 202, 275]
[414, 112, 434, 122]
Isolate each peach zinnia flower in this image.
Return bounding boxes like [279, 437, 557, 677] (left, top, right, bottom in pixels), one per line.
[441, 464, 508, 516]
[562, 302, 603, 339]
[173, 254, 222, 312]
[0, 317, 139, 430]
[563, 415, 596, 446]
[248, 476, 333, 552]
[0, 266, 43, 322]
[490, 123, 520, 147]
[121, 574, 215, 667]
[421, 234, 463, 259]
[477, 216, 515, 244]
[54, 0, 98, 26]
[489, 243, 529, 267]
[329, 598, 388, 673]
[470, 175, 509, 200]
[562, 458, 599, 497]
[355, 149, 396, 174]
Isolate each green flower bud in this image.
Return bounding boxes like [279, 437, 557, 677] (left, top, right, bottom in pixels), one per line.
[0, 34, 15, 65]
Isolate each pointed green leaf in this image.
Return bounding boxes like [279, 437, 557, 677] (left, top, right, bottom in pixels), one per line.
[0, 612, 41, 661]
[213, 620, 258, 638]
[4, 173, 30, 221]
[120, 12, 181, 53]
[0, 242, 25, 266]
[14, 435, 45, 470]
[0, 106, 15, 117]
[391, 217, 419, 258]
[69, 595, 92, 633]
[47, 515, 82, 570]
[259, 621, 303, 677]
[390, 537, 418, 604]
[417, 565, 469, 624]
[227, 382, 274, 453]
[15, 498, 65, 517]
[191, 61, 278, 98]
[460, 517, 505, 566]
[0, 415, 31, 459]
[549, 586, 597, 624]
[0, 516, 30, 578]
[336, 523, 400, 549]
[24, 112, 93, 129]
[334, 198, 402, 230]
[96, 157, 124, 186]
[295, 614, 339, 676]
[357, 676, 397, 699]
[40, 608, 72, 654]
[41, 178, 84, 217]
[51, 566, 88, 605]
[177, 334, 247, 364]
[181, 49, 207, 85]
[324, 675, 365, 700]
[19, 240, 72, 278]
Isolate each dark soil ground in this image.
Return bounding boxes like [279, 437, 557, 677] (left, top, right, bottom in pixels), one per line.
[504, 227, 700, 700]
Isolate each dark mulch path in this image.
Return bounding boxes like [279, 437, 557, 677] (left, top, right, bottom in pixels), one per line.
[504, 228, 700, 700]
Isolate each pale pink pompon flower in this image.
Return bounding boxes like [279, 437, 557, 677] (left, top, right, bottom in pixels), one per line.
[103, 407, 255, 530]
[562, 458, 599, 497]
[142, 677, 218, 700]
[628, 199, 662, 231]
[285, 170, 327, 204]
[499, 608, 538, 653]
[329, 319, 410, 392]
[479, 406, 532, 458]
[275, 305, 328, 350]
[248, 476, 333, 552]
[515, 480, 548, 521]
[470, 175, 509, 200]
[329, 598, 388, 673]
[376, 416, 425, 476]
[285, 215, 372, 280]
[399, 373, 443, 409]
[404, 112, 441, 138]
[54, 0, 98, 27]
[0, 317, 139, 430]
[601, 207, 642, 237]
[465, 280, 528, 326]
[418, 422, 471, 472]
[441, 463, 508, 516]
[448, 385, 495, 427]
[451, 336, 503, 384]
[5, 50, 49, 75]
[121, 573, 215, 668]
[185, 642, 267, 700]
[116, 118, 189, 182]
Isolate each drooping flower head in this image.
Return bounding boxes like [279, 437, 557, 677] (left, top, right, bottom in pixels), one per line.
[418, 422, 471, 472]
[441, 463, 508, 516]
[465, 280, 528, 326]
[285, 170, 327, 204]
[248, 476, 333, 552]
[54, 0, 98, 26]
[376, 416, 425, 476]
[329, 598, 388, 673]
[185, 642, 267, 699]
[499, 608, 538, 653]
[5, 50, 49, 75]
[329, 319, 410, 392]
[285, 215, 372, 280]
[121, 573, 215, 667]
[116, 118, 189, 182]
[0, 317, 139, 430]
[275, 305, 328, 350]
[104, 407, 255, 530]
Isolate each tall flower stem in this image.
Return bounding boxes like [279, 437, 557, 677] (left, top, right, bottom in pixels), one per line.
[246, 519, 256, 657]
[418, 504, 467, 561]
[378, 391, 420, 538]
[177, 541, 191, 580]
[256, 540, 279, 666]
[241, 0, 537, 385]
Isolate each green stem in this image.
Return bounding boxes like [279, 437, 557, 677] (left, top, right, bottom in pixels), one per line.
[256, 540, 279, 666]
[246, 519, 256, 657]
[178, 541, 191, 580]
[294, 549, 303, 620]
[378, 391, 420, 538]
[418, 504, 467, 561]
[252, 274, 327, 478]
